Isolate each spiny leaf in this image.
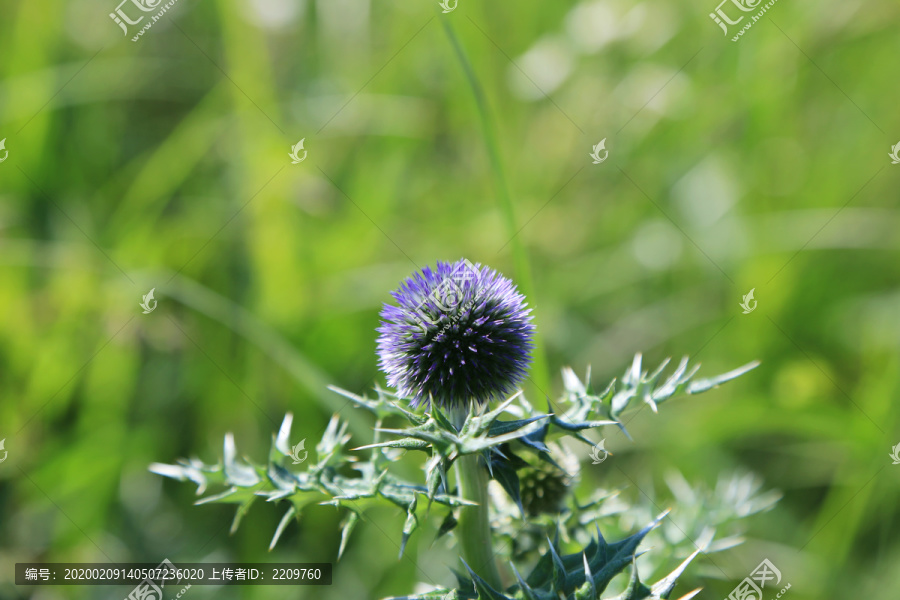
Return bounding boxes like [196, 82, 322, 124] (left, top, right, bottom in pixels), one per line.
[275, 413, 294, 456]
[487, 416, 550, 437]
[269, 505, 296, 551]
[399, 495, 419, 558]
[327, 384, 426, 424]
[490, 451, 525, 516]
[572, 553, 598, 600]
[459, 559, 512, 600]
[149, 459, 219, 495]
[430, 403, 459, 433]
[546, 537, 567, 592]
[230, 496, 256, 534]
[650, 548, 703, 598]
[353, 438, 431, 452]
[317, 414, 353, 467]
[223, 433, 260, 486]
[510, 562, 542, 600]
[607, 560, 651, 600]
[338, 511, 360, 560]
[265, 460, 298, 499]
[435, 510, 457, 542]
[194, 486, 239, 505]
[686, 361, 760, 395]
[458, 416, 550, 454]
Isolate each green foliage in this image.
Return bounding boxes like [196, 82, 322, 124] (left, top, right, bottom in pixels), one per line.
[150, 412, 474, 559]
[558, 355, 761, 441]
[152, 355, 760, 598]
[3, 1, 899, 599]
[389, 515, 703, 600]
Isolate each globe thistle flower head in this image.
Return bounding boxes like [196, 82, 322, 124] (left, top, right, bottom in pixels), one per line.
[377, 259, 534, 411]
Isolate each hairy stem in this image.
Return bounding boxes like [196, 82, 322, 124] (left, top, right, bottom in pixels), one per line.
[455, 453, 502, 589]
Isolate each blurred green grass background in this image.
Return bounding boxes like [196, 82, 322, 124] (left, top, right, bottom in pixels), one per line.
[1, 0, 899, 598]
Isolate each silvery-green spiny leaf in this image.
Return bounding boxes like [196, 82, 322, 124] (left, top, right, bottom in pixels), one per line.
[430, 403, 459, 433]
[192, 486, 242, 505]
[489, 449, 527, 516]
[354, 438, 431, 452]
[148, 458, 223, 495]
[571, 553, 598, 600]
[371, 423, 457, 455]
[435, 509, 458, 541]
[363, 393, 550, 461]
[525, 511, 669, 595]
[337, 511, 360, 560]
[459, 395, 522, 438]
[558, 356, 759, 437]
[223, 433, 261, 486]
[451, 568, 473, 595]
[153, 413, 471, 557]
[191, 484, 262, 538]
[263, 460, 298, 501]
[230, 495, 257, 534]
[399, 494, 419, 558]
[487, 416, 549, 437]
[459, 417, 550, 455]
[607, 550, 704, 600]
[315, 414, 353, 468]
[425, 452, 452, 505]
[685, 361, 761, 395]
[606, 560, 651, 600]
[546, 538, 568, 592]
[269, 505, 296, 551]
[517, 425, 553, 457]
[510, 563, 547, 600]
[460, 559, 512, 600]
[647, 357, 695, 405]
[274, 412, 294, 457]
[423, 512, 697, 600]
[328, 384, 427, 425]
[648, 548, 703, 599]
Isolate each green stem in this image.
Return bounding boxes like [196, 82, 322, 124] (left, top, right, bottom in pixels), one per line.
[455, 453, 502, 589]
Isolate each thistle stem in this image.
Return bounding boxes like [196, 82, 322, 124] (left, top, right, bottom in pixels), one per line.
[455, 453, 503, 589]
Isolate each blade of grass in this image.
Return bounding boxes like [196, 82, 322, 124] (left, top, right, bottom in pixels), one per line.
[440, 19, 550, 397]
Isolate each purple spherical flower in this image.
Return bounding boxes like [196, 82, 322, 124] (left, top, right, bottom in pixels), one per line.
[377, 260, 535, 410]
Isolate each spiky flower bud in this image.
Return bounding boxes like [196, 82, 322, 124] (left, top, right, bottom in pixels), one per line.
[376, 259, 534, 410]
[520, 462, 572, 517]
